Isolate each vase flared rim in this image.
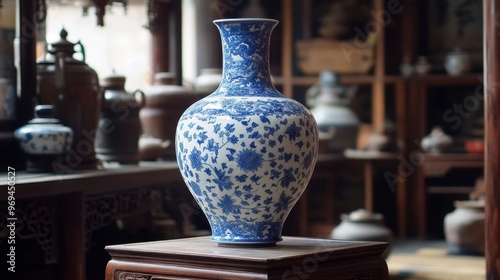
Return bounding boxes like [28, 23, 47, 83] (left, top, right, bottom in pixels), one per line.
[213, 18, 279, 24]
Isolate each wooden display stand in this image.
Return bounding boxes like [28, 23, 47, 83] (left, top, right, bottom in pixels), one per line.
[105, 236, 389, 280]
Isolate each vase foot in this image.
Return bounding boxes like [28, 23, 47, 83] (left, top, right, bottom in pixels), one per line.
[217, 242, 277, 248]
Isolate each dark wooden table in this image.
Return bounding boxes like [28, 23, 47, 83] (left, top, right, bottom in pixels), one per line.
[105, 236, 389, 280]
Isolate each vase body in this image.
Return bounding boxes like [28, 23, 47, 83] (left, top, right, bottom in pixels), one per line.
[95, 74, 144, 164]
[444, 200, 485, 255]
[176, 19, 318, 246]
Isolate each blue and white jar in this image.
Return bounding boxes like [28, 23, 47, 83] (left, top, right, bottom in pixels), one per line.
[15, 105, 73, 172]
[176, 18, 318, 246]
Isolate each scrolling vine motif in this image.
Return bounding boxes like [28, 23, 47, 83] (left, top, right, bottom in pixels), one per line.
[84, 188, 157, 250]
[0, 198, 58, 264]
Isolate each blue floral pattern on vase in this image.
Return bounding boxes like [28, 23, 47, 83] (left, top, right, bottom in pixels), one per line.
[15, 105, 73, 155]
[15, 127, 73, 155]
[176, 19, 318, 246]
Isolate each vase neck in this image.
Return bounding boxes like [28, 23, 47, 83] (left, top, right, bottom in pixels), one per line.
[214, 19, 278, 96]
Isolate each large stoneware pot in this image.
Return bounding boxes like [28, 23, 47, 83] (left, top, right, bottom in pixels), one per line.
[140, 73, 204, 159]
[444, 200, 485, 255]
[176, 19, 318, 246]
[37, 28, 101, 170]
[95, 73, 144, 164]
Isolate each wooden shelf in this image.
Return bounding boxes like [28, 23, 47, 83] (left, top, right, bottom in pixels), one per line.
[424, 153, 484, 178]
[407, 73, 483, 86]
[427, 186, 475, 195]
[273, 75, 406, 87]
[424, 153, 484, 162]
[0, 161, 182, 200]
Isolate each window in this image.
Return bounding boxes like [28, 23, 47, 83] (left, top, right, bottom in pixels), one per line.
[44, 1, 150, 91]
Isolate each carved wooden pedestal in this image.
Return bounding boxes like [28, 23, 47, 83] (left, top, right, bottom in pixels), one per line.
[105, 236, 389, 280]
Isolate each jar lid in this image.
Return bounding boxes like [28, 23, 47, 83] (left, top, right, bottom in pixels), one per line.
[454, 200, 485, 208]
[29, 105, 61, 125]
[319, 71, 341, 89]
[153, 72, 176, 85]
[343, 209, 383, 222]
[49, 28, 76, 55]
[101, 73, 126, 88]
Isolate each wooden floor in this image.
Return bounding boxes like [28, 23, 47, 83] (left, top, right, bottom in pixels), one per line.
[387, 240, 485, 280]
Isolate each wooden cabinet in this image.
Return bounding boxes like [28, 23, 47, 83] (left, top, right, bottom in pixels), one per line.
[405, 74, 484, 238]
[277, 0, 394, 132]
[269, 0, 484, 239]
[268, 0, 409, 237]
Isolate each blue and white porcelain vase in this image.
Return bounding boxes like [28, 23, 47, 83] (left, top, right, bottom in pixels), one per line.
[176, 18, 318, 246]
[15, 105, 73, 172]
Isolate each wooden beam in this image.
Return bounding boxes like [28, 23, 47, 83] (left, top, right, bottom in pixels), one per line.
[281, 0, 293, 98]
[372, 0, 385, 132]
[18, 0, 38, 122]
[484, 0, 500, 278]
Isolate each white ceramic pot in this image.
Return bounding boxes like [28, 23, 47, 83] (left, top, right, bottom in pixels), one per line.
[444, 200, 485, 255]
[444, 49, 472, 76]
[331, 209, 393, 259]
[15, 105, 73, 172]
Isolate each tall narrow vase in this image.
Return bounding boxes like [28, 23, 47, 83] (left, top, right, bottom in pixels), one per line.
[176, 18, 318, 246]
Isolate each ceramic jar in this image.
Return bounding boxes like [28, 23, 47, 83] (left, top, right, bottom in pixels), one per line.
[399, 56, 413, 77]
[37, 28, 101, 169]
[331, 209, 393, 259]
[444, 200, 485, 255]
[308, 71, 359, 152]
[176, 19, 318, 246]
[15, 105, 73, 172]
[421, 126, 453, 154]
[414, 56, 432, 75]
[444, 48, 472, 76]
[140, 73, 205, 160]
[95, 73, 145, 164]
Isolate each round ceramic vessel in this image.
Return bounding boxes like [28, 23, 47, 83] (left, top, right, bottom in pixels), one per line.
[331, 209, 393, 259]
[15, 105, 73, 155]
[444, 200, 485, 255]
[176, 18, 318, 246]
[444, 49, 472, 76]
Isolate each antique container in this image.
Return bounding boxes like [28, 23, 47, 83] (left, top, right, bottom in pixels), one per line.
[175, 19, 318, 246]
[140, 72, 205, 159]
[308, 71, 360, 152]
[444, 200, 485, 255]
[331, 209, 393, 259]
[37, 28, 101, 170]
[15, 105, 73, 172]
[95, 73, 144, 164]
